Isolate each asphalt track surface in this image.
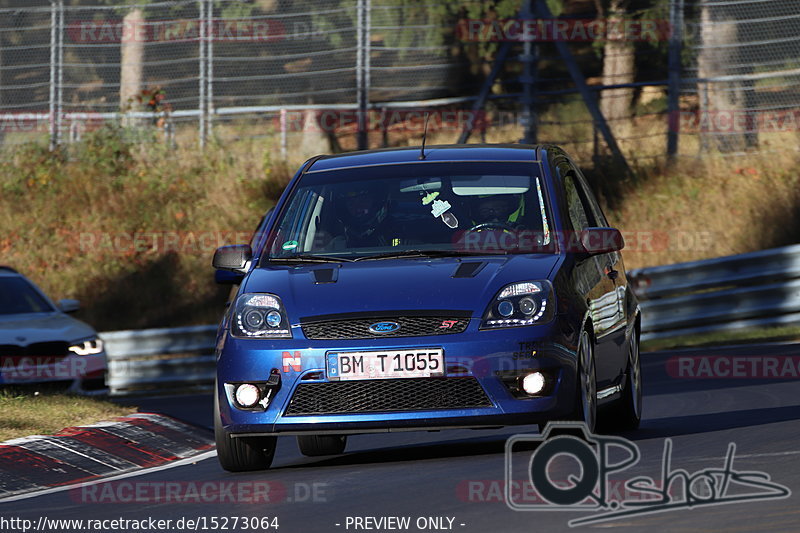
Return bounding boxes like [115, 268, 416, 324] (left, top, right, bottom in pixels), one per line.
[3, 342, 800, 533]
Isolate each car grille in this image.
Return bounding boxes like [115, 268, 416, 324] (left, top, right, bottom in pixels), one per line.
[0, 341, 70, 365]
[301, 316, 470, 340]
[284, 378, 492, 416]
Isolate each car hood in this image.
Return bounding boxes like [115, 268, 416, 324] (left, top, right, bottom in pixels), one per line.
[244, 254, 562, 320]
[0, 312, 97, 345]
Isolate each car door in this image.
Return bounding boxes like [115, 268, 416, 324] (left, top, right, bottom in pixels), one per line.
[569, 161, 630, 383]
[556, 160, 621, 389]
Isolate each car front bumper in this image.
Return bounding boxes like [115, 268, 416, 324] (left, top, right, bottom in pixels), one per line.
[216, 320, 579, 435]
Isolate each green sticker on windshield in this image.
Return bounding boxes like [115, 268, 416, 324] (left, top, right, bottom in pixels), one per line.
[282, 240, 299, 251]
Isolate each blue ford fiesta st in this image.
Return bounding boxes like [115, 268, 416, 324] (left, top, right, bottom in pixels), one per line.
[212, 144, 641, 471]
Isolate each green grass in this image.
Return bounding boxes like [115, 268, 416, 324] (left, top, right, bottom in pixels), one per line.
[0, 387, 137, 442]
[642, 325, 800, 353]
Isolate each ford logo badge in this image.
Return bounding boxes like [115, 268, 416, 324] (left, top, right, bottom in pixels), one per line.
[369, 321, 400, 334]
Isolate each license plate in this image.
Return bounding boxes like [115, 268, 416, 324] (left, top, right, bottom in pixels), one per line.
[327, 348, 445, 381]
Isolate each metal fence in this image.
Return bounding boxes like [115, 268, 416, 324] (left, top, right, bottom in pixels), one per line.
[0, 0, 462, 152]
[678, 0, 800, 156]
[2, 0, 800, 161]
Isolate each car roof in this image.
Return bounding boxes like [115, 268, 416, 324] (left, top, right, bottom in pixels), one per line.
[307, 144, 544, 173]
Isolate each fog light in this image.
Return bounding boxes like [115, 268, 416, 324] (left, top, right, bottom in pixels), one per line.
[521, 372, 545, 395]
[234, 383, 260, 407]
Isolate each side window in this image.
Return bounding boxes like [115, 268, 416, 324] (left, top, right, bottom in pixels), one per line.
[560, 164, 595, 232]
[570, 163, 609, 227]
[270, 188, 318, 255]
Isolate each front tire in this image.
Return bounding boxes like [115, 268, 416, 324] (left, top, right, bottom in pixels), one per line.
[603, 331, 642, 431]
[214, 391, 277, 472]
[570, 329, 597, 433]
[297, 435, 347, 457]
[538, 330, 597, 433]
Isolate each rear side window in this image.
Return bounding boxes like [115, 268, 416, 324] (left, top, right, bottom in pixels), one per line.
[0, 277, 53, 314]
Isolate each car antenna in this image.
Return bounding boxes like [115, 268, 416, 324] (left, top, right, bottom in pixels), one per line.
[419, 112, 430, 160]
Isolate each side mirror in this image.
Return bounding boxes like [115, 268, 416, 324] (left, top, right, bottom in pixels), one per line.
[212, 244, 252, 273]
[215, 269, 244, 285]
[58, 299, 81, 313]
[580, 227, 625, 255]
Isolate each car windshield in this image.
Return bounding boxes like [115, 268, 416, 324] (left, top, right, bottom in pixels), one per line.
[265, 161, 553, 261]
[0, 277, 54, 315]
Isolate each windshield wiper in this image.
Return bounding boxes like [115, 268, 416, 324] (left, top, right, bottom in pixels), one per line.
[353, 249, 509, 261]
[267, 254, 355, 263]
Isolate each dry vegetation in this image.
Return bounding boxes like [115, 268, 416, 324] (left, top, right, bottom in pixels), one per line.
[0, 126, 291, 330]
[0, 387, 136, 442]
[2, 109, 799, 332]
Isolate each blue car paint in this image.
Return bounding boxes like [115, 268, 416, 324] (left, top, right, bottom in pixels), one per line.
[214, 144, 638, 436]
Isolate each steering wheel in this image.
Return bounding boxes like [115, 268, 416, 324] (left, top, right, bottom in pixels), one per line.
[467, 221, 516, 233]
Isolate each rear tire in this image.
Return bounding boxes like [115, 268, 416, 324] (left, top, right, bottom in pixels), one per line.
[297, 435, 347, 457]
[214, 391, 277, 472]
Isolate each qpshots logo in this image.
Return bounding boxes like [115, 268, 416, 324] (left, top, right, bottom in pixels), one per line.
[505, 423, 790, 527]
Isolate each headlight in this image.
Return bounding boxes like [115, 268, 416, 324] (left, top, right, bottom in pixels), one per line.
[480, 281, 555, 329]
[232, 293, 292, 338]
[69, 338, 104, 356]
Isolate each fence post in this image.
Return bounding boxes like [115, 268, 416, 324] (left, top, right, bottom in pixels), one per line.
[49, 1, 57, 151]
[198, 0, 206, 149]
[206, 0, 213, 140]
[55, 0, 64, 147]
[356, 0, 370, 150]
[667, 0, 684, 162]
[520, 0, 537, 144]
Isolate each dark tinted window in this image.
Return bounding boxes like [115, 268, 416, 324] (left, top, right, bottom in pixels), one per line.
[0, 277, 53, 314]
[560, 165, 595, 232]
[569, 163, 609, 227]
[264, 162, 554, 259]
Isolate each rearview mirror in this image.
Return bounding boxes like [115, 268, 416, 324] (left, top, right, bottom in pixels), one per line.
[580, 227, 625, 255]
[212, 244, 252, 272]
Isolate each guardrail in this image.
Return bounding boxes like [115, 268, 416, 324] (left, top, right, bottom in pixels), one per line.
[99, 245, 800, 394]
[629, 244, 800, 342]
[99, 325, 217, 396]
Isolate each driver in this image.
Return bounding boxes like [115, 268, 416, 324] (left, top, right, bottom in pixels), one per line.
[470, 194, 525, 227]
[333, 183, 393, 248]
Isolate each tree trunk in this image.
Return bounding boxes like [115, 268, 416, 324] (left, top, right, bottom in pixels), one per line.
[697, 1, 756, 152]
[119, 7, 144, 114]
[600, 1, 634, 126]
